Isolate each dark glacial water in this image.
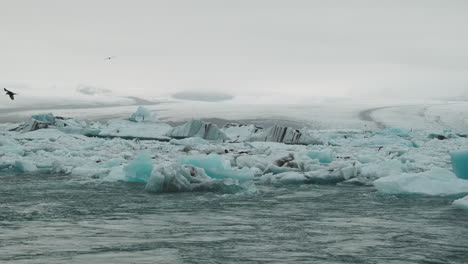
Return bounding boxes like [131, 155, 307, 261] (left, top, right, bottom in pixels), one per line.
[1, 173, 468, 264]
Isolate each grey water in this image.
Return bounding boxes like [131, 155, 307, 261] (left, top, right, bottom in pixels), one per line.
[1, 173, 468, 264]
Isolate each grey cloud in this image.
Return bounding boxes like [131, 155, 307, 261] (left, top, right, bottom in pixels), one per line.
[76, 85, 112, 96]
[172, 91, 234, 102]
[0, 0, 467, 101]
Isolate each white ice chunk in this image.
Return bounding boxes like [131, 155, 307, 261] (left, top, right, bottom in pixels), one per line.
[235, 155, 269, 171]
[360, 159, 406, 180]
[258, 172, 307, 185]
[374, 168, 468, 196]
[222, 123, 263, 142]
[452, 196, 468, 211]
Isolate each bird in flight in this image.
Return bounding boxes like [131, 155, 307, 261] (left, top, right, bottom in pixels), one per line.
[4, 88, 17, 100]
[104, 56, 115, 61]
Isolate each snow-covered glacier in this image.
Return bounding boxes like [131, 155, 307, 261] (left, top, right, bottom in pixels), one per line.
[1, 106, 468, 203]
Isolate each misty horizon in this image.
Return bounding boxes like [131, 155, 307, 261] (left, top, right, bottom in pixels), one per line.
[1, 0, 468, 103]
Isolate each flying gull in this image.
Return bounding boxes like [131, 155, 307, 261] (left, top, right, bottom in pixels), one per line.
[4, 88, 16, 100]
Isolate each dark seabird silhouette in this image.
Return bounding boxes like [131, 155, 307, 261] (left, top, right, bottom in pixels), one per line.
[4, 88, 16, 100]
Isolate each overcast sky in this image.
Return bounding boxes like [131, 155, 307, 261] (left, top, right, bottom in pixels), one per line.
[1, 0, 468, 101]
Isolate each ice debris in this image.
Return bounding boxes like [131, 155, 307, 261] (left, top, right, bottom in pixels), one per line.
[374, 168, 468, 196]
[450, 150, 468, 179]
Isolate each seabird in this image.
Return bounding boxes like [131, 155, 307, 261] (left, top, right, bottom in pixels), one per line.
[104, 56, 115, 61]
[4, 88, 16, 100]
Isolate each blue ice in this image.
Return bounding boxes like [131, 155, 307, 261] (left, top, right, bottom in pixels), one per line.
[450, 150, 468, 180]
[123, 152, 154, 183]
[31, 113, 56, 123]
[306, 149, 333, 163]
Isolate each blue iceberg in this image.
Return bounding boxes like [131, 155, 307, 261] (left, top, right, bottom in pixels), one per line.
[31, 113, 56, 123]
[129, 106, 158, 122]
[450, 150, 468, 180]
[306, 149, 333, 163]
[123, 152, 154, 183]
[179, 154, 254, 182]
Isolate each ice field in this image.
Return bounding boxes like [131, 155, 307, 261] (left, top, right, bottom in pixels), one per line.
[2, 99, 468, 202]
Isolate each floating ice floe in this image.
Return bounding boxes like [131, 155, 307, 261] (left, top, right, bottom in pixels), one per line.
[374, 168, 468, 196]
[2, 108, 468, 199]
[452, 196, 468, 211]
[145, 164, 256, 194]
[258, 172, 307, 185]
[98, 119, 172, 140]
[97, 107, 172, 140]
[166, 120, 228, 141]
[169, 137, 209, 146]
[179, 154, 255, 182]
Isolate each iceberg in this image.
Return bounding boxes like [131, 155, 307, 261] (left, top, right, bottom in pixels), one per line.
[129, 106, 158, 122]
[166, 120, 228, 140]
[222, 123, 263, 142]
[12, 113, 100, 136]
[31, 113, 56, 123]
[374, 168, 468, 196]
[179, 154, 254, 182]
[248, 125, 323, 145]
[145, 164, 256, 194]
[123, 152, 154, 183]
[450, 150, 468, 179]
[452, 195, 468, 211]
